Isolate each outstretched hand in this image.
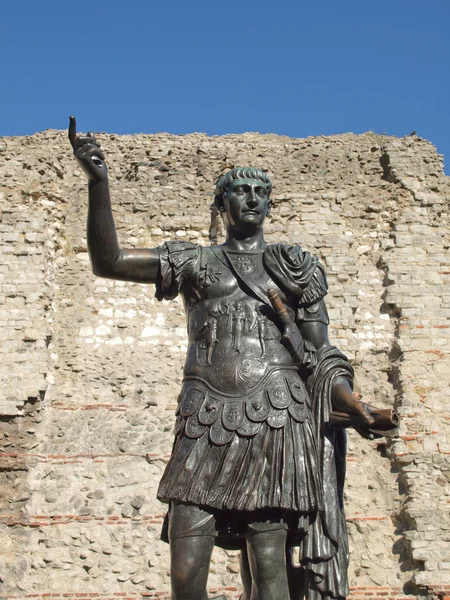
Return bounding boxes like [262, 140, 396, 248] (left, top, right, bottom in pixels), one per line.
[331, 379, 377, 427]
[68, 116, 108, 182]
[351, 392, 376, 426]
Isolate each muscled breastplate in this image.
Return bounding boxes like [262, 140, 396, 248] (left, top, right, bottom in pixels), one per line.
[182, 247, 297, 396]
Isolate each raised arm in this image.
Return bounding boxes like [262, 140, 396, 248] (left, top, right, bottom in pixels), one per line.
[69, 117, 159, 283]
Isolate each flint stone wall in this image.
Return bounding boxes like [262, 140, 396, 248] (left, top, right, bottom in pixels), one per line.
[0, 129, 449, 599]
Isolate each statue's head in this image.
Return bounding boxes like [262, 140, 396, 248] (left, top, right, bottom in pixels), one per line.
[214, 167, 272, 232]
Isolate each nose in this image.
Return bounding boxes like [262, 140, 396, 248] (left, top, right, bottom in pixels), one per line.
[247, 187, 258, 207]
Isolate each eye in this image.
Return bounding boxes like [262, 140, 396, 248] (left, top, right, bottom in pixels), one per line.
[234, 186, 245, 195]
[256, 187, 266, 197]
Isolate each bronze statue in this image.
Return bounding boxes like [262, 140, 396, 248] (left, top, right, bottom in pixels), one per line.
[69, 118, 398, 600]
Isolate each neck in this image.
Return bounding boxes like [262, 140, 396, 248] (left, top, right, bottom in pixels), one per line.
[223, 227, 267, 251]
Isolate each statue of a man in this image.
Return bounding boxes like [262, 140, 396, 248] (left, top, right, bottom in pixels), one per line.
[70, 119, 383, 600]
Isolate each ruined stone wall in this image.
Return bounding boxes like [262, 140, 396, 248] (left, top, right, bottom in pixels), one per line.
[0, 130, 449, 600]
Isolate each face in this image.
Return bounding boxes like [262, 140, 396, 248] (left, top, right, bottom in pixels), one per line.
[222, 178, 271, 232]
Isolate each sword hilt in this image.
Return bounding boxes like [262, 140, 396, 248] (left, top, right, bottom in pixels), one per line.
[268, 288, 292, 327]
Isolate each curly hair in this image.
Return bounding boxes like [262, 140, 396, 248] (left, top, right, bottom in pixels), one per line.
[214, 167, 272, 207]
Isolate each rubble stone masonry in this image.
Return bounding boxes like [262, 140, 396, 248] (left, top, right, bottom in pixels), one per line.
[0, 129, 449, 598]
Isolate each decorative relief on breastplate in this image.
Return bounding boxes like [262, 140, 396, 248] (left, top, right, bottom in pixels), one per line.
[210, 413, 235, 446]
[219, 300, 256, 353]
[197, 262, 222, 288]
[246, 393, 270, 422]
[267, 379, 291, 409]
[237, 419, 261, 437]
[179, 386, 206, 417]
[222, 400, 245, 431]
[255, 308, 269, 357]
[213, 354, 264, 390]
[287, 379, 308, 403]
[193, 298, 287, 387]
[198, 315, 218, 365]
[180, 370, 310, 446]
[198, 396, 221, 425]
[185, 416, 208, 439]
[228, 254, 256, 274]
[267, 406, 287, 429]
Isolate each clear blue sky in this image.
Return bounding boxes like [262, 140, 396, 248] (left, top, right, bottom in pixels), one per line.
[1, 0, 449, 173]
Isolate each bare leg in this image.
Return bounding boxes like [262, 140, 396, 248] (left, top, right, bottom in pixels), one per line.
[246, 528, 290, 600]
[170, 535, 215, 600]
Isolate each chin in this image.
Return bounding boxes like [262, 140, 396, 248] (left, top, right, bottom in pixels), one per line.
[240, 214, 263, 226]
[236, 221, 264, 235]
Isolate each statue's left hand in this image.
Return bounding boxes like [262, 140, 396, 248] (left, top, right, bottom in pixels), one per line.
[332, 381, 376, 427]
[351, 393, 376, 426]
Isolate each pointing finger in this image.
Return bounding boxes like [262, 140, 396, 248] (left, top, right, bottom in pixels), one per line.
[68, 116, 77, 149]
